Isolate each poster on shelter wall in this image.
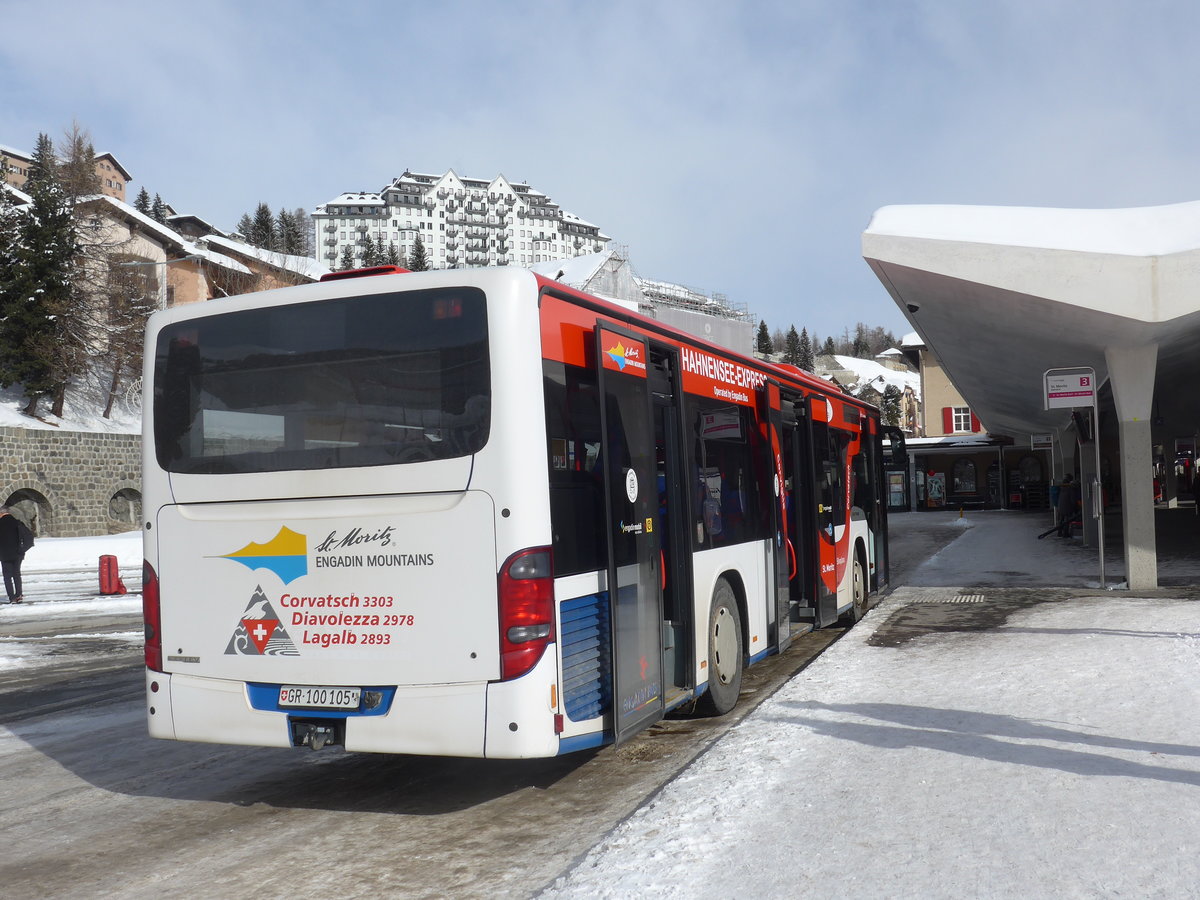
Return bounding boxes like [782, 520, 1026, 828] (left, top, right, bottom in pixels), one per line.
[926, 473, 946, 508]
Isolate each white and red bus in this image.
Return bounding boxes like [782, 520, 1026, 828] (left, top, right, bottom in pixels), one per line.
[142, 265, 897, 758]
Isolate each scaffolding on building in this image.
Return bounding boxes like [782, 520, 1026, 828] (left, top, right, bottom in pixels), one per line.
[633, 267, 752, 322]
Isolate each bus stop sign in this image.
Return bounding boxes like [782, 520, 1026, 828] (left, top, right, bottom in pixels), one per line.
[1044, 369, 1096, 409]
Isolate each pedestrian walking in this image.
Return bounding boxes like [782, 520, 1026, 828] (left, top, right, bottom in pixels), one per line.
[1056, 475, 1080, 538]
[0, 506, 35, 603]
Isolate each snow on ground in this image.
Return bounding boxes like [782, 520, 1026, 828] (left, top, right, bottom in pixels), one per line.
[545, 512, 1200, 899]
[898, 510, 1120, 588]
[21, 530, 142, 572]
[0, 381, 140, 434]
[0, 532, 143, 669]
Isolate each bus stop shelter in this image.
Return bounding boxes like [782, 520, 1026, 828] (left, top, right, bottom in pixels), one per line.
[862, 201, 1200, 590]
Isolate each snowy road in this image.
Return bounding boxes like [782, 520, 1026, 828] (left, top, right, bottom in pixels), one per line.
[0, 542, 919, 899]
[0, 625, 847, 899]
[0, 519, 970, 899]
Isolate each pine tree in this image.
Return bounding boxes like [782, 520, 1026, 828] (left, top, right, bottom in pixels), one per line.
[385, 242, 403, 266]
[249, 202, 276, 250]
[822, 337, 836, 356]
[798, 327, 815, 372]
[150, 193, 167, 224]
[276, 208, 306, 256]
[236, 213, 254, 239]
[360, 234, 380, 267]
[337, 245, 356, 271]
[755, 320, 773, 355]
[0, 134, 78, 416]
[0, 169, 21, 360]
[882, 384, 902, 427]
[784, 326, 802, 365]
[852, 323, 870, 358]
[408, 235, 429, 271]
[291, 207, 312, 257]
[133, 187, 152, 215]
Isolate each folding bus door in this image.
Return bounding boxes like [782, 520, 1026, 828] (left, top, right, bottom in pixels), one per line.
[780, 395, 817, 626]
[760, 382, 792, 653]
[594, 324, 665, 742]
[809, 396, 843, 627]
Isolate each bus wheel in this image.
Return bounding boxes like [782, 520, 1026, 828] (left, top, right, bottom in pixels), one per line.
[697, 578, 743, 716]
[841, 555, 868, 624]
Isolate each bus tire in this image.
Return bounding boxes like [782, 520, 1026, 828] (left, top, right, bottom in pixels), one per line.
[697, 578, 743, 716]
[840, 554, 868, 624]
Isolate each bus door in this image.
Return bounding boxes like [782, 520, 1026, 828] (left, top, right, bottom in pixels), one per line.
[649, 346, 693, 703]
[810, 395, 844, 627]
[595, 324, 665, 742]
[759, 381, 792, 653]
[780, 394, 816, 625]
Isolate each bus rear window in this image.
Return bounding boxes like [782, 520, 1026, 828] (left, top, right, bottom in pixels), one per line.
[153, 287, 489, 474]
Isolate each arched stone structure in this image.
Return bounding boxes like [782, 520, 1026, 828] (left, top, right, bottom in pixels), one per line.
[2, 484, 54, 535]
[0, 425, 140, 536]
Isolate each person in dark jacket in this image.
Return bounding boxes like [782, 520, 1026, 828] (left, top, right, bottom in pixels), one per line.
[0, 506, 34, 603]
[1056, 475, 1081, 538]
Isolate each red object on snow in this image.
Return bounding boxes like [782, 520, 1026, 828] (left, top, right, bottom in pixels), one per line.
[99, 555, 128, 595]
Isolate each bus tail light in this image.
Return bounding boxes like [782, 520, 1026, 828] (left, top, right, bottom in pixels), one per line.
[319, 264, 410, 282]
[498, 547, 554, 681]
[143, 560, 163, 672]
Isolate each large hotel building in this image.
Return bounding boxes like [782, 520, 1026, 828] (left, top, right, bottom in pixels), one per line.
[312, 169, 610, 270]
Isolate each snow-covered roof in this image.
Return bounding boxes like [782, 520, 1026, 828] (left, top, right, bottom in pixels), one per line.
[2, 183, 31, 206]
[189, 245, 251, 275]
[199, 233, 329, 281]
[898, 435, 999, 448]
[93, 152, 131, 180]
[528, 251, 640, 312]
[319, 192, 385, 208]
[877, 348, 902, 358]
[867, 200, 1200, 258]
[78, 194, 189, 251]
[78, 196, 255, 275]
[561, 210, 598, 229]
[900, 331, 924, 348]
[167, 213, 220, 232]
[822, 354, 921, 400]
[529, 252, 609, 286]
[0, 143, 31, 161]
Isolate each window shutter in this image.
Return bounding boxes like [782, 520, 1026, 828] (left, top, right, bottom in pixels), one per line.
[942, 407, 954, 433]
[970, 412, 981, 432]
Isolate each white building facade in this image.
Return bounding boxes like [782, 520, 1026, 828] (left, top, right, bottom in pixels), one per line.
[312, 169, 610, 270]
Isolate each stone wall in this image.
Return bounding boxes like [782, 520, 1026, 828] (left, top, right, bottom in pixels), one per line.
[0, 425, 141, 537]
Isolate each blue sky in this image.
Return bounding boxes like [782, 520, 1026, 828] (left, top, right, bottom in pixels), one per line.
[4, 0, 1200, 342]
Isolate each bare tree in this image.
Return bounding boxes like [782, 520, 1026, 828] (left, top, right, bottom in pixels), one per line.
[100, 254, 157, 418]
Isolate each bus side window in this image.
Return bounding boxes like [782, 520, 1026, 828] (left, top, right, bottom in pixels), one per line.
[689, 400, 769, 549]
[544, 360, 607, 577]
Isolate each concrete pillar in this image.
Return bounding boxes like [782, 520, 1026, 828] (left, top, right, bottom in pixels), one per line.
[1106, 345, 1159, 590]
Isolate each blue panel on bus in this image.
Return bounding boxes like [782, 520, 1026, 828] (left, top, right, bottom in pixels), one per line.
[560, 592, 611, 722]
[245, 683, 395, 717]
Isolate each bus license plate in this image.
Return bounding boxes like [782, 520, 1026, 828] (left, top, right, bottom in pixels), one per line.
[278, 685, 361, 710]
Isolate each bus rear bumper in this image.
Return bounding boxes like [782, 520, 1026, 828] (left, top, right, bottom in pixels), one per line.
[145, 651, 567, 758]
[147, 669, 294, 748]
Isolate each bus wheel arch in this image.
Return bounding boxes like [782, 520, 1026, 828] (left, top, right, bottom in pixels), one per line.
[840, 541, 869, 625]
[696, 574, 745, 716]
